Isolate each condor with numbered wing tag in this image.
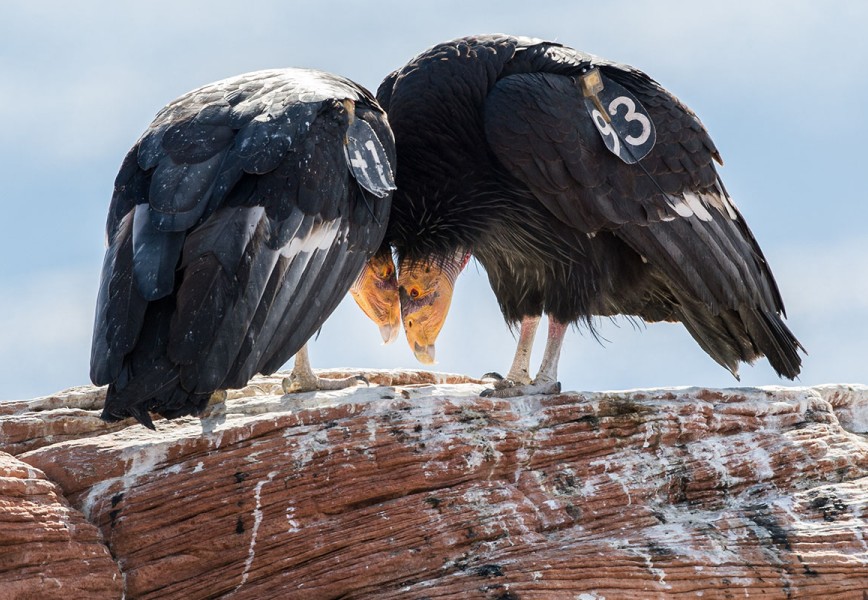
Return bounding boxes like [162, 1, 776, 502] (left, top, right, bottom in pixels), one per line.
[376, 34, 803, 404]
[91, 68, 397, 428]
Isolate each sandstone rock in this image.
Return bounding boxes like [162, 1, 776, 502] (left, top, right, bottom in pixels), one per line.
[0, 451, 123, 599]
[4, 374, 868, 599]
[0, 370, 480, 457]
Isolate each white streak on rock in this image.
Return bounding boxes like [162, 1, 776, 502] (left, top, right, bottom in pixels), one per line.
[285, 505, 300, 533]
[232, 470, 278, 595]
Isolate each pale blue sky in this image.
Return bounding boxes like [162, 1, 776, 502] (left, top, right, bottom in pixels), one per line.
[1, 1, 866, 399]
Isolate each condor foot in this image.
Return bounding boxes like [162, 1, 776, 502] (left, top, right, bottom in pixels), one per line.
[282, 372, 369, 394]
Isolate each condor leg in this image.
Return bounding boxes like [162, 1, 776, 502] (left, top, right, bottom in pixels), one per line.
[282, 344, 367, 393]
[482, 315, 563, 398]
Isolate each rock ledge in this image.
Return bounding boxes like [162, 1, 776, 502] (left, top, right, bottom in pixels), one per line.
[2, 372, 867, 599]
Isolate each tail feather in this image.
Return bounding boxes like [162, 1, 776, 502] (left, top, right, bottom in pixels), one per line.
[101, 374, 211, 428]
[750, 309, 804, 379]
[100, 298, 212, 427]
[673, 296, 803, 380]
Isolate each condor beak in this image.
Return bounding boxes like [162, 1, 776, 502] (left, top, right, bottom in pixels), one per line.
[398, 252, 470, 365]
[350, 249, 400, 344]
[413, 341, 436, 364]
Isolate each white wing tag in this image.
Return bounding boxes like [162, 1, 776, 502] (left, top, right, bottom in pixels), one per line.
[580, 68, 656, 164]
[345, 119, 396, 198]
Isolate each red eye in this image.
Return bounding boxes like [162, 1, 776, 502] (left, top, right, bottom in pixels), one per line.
[410, 288, 420, 298]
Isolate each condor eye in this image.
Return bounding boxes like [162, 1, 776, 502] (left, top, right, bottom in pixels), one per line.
[410, 288, 420, 298]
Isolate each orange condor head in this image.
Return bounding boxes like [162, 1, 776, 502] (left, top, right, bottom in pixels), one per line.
[398, 252, 470, 364]
[350, 249, 401, 344]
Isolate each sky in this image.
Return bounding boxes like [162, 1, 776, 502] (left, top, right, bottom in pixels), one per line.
[1, 1, 866, 400]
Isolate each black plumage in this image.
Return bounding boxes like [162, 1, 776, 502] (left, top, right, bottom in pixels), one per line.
[91, 68, 395, 427]
[378, 34, 803, 386]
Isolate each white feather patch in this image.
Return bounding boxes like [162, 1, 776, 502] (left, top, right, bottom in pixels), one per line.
[281, 218, 341, 256]
[682, 191, 714, 222]
[713, 181, 739, 220]
[666, 196, 694, 218]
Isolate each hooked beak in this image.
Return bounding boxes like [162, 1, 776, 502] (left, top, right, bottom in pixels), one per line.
[398, 251, 470, 365]
[350, 248, 400, 344]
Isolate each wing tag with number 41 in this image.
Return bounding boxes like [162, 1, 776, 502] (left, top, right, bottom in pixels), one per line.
[579, 68, 656, 164]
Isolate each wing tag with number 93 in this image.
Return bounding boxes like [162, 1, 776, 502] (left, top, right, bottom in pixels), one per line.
[579, 68, 656, 164]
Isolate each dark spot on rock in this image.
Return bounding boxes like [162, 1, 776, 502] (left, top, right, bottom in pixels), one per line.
[109, 509, 120, 527]
[414, 423, 423, 433]
[389, 427, 410, 442]
[553, 473, 579, 495]
[565, 504, 582, 520]
[647, 542, 675, 558]
[451, 553, 471, 571]
[111, 492, 124, 507]
[577, 415, 600, 430]
[668, 469, 690, 503]
[458, 411, 484, 424]
[480, 586, 520, 600]
[425, 497, 442, 509]
[234, 471, 248, 484]
[747, 505, 791, 550]
[236, 516, 245, 534]
[475, 564, 504, 578]
[808, 492, 848, 521]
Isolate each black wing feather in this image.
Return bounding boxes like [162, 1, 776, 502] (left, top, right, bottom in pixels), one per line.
[90, 210, 148, 385]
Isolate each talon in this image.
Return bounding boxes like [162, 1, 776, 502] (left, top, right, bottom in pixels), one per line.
[494, 378, 519, 391]
[530, 380, 561, 395]
[354, 375, 371, 387]
[480, 387, 495, 398]
[482, 372, 504, 381]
